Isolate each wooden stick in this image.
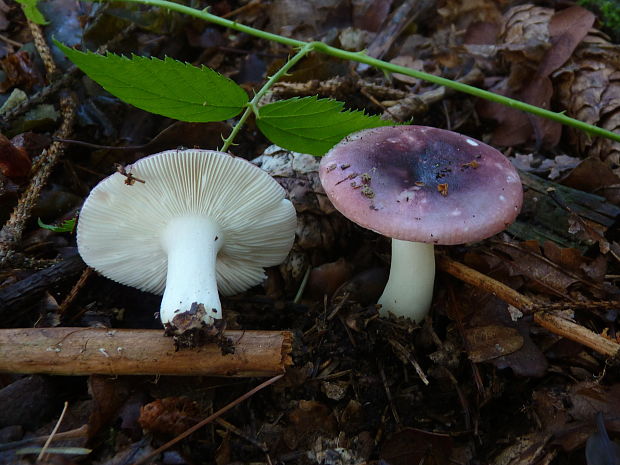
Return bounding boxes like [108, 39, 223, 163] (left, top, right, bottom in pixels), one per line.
[437, 255, 620, 359]
[0, 328, 293, 377]
[534, 312, 620, 358]
[436, 255, 535, 311]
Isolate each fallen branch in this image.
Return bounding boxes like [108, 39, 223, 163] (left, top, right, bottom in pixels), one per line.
[437, 255, 620, 359]
[436, 255, 535, 312]
[533, 311, 620, 358]
[0, 328, 293, 377]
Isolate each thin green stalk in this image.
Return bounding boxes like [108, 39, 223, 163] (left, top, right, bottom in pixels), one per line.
[221, 43, 315, 152]
[118, 0, 620, 144]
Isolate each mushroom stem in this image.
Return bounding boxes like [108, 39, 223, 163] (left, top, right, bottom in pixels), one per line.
[160, 215, 224, 328]
[377, 239, 435, 322]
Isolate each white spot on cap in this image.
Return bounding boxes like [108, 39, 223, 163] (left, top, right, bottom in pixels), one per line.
[396, 187, 421, 203]
[499, 195, 506, 201]
[451, 209, 461, 216]
[466, 139, 479, 146]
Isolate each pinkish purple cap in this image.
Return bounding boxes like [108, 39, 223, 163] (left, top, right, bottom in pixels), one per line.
[319, 126, 523, 245]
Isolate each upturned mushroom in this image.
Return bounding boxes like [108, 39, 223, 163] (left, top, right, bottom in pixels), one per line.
[77, 149, 297, 343]
[319, 126, 522, 322]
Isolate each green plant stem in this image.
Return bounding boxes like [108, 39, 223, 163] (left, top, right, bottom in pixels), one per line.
[221, 42, 314, 152]
[118, 0, 620, 144]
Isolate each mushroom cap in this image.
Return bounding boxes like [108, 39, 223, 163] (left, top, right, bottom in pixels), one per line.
[319, 126, 522, 245]
[77, 149, 296, 295]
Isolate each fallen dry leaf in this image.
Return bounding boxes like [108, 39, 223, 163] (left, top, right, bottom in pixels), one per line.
[0, 51, 43, 92]
[461, 287, 548, 377]
[284, 400, 338, 450]
[490, 241, 580, 296]
[538, 6, 595, 77]
[492, 432, 552, 465]
[0, 133, 31, 179]
[464, 324, 524, 362]
[306, 258, 353, 300]
[481, 5, 594, 148]
[87, 375, 131, 440]
[561, 157, 620, 205]
[138, 397, 201, 436]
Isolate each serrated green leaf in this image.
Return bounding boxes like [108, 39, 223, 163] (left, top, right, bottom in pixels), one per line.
[38, 217, 76, 233]
[16, 0, 48, 25]
[55, 41, 248, 122]
[256, 96, 393, 156]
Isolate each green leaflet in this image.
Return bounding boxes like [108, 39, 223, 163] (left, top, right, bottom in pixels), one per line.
[55, 41, 248, 122]
[15, 0, 48, 25]
[38, 217, 76, 233]
[256, 96, 393, 156]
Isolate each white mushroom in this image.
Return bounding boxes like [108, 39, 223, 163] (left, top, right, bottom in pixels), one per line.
[77, 149, 297, 339]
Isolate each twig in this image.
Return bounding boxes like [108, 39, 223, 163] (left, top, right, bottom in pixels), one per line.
[302, 292, 350, 337]
[438, 255, 620, 359]
[58, 267, 93, 315]
[387, 339, 429, 385]
[437, 366, 471, 431]
[37, 401, 68, 462]
[356, 0, 435, 71]
[436, 254, 535, 312]
[0, 21, 135, 125]
[534, 312, 620, 358]
[0, 70, 78, 125]
[538, 300, 620, 311]
[327, 292, 350, 320]
[0, 33, 23, 48]
[378, 363, 399, 424]
[445, 283, 485, 396]
[0, 328, 293, 377]
[131, 374, 284, 465]
[214, 417, 268, 452]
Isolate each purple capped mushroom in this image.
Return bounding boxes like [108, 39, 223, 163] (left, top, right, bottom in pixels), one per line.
[319, 125, 523, 322]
